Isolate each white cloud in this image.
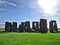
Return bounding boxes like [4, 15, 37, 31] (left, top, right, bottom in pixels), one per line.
[6, 1, 17, 7]
[0, 0, 17, 7]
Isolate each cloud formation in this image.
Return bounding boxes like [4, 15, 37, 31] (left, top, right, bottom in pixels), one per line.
[0, 0, 60, 15]
[0, 0, 18, 11]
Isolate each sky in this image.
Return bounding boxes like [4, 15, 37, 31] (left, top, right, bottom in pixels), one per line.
[0, 0, 60, 28]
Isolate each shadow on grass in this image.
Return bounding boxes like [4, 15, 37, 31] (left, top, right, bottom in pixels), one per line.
[0, 31, 11, 34]
[0, 31, 60, 34]
[50, 31, 60, 33]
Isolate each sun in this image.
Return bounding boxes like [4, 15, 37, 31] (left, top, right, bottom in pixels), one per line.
[37, 0, 57, 15]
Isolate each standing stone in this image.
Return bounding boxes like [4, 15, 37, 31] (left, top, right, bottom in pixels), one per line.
[54, 22, 58, 32]
[5, 22, 12, 32]
[40, 19, 48, 33]
[32, 22, 39, 32]
[19, 24, 23, 32]
[25, 21, 31, 32]
[12, 22, 17, 32]
[19, 22, 26, 32]
[49, 20, 58, 33]
[5, 22, 8, 32]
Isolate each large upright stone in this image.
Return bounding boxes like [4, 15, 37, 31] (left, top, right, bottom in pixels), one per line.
[5, 22, 12, 32]
[40, 19, 48, 33]
[25, 21, 31, 32]
[19, 22, 26, 32]
[32, 22, 39, 32]
[12, 22, 17, 32]
[19, 24, 23, 32]
[49, 20, 58, 33]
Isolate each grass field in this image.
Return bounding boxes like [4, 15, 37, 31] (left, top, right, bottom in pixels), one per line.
[0, 30, 60, 45]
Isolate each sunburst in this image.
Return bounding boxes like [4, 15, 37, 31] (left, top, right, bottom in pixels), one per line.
[37, 0, 57, 15]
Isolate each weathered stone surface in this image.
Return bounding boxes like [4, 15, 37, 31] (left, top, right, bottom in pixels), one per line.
[32, 22, 39, 32]
[5, 22, 12, 32]
[12, 22, 17, 32]
[19, 24, 24, 32]
[49, 20, 58, 33]
[19, 22, 26, 32]
[40, 19, 48, 33]
[25, 21, 30, 32]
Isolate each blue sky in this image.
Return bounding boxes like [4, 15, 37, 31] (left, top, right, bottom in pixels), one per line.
[0, 0, 60, 28]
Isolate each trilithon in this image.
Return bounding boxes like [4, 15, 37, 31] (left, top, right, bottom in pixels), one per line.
[32, 22, 39, 32]
[49, 20, 58, 33]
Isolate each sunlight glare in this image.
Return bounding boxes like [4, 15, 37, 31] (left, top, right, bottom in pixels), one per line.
[37, 0, 57, 15]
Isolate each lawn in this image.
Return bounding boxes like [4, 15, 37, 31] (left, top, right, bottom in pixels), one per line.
[0, 30, 60, 45]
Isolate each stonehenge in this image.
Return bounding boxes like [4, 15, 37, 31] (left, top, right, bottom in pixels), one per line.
[5, 19, 58, 33]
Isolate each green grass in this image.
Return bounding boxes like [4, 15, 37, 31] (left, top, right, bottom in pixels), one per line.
[0, 30, 60, 45]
